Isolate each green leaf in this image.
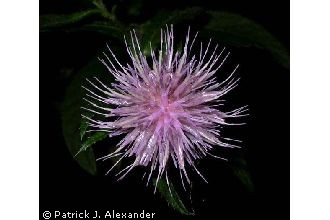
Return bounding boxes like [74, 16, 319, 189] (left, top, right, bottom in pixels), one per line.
[139, 7, 203, 55]
[77, 113, 108, 156]
[80, 114, 90, 140]
[40, 9, 100, 29]
[230, 158, 254, 192]
[204, 11, 289, 68]
[69, 21, 125, 40]
[76, 131, 108, 157]
[154, 178, 194, 216]
[61, 57, 107, 175]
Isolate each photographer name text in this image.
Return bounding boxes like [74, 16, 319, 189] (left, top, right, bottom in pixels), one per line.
[42, 210, 156, 219]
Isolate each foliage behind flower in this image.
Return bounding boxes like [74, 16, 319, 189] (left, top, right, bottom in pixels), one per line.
[82, 25, 248, 189]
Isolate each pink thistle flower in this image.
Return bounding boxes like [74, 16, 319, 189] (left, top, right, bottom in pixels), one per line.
[82, 25, 248, 189]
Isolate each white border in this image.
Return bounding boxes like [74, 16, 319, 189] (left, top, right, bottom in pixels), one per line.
[0, 1, 39, 220]
[291, 0, 330, 220]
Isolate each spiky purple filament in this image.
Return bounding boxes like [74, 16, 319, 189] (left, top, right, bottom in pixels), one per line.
[82, 25, 248, 189]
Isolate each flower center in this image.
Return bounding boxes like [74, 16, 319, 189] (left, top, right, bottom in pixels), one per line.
[159, 93, 174, 119]
[147, 91, 183, 125]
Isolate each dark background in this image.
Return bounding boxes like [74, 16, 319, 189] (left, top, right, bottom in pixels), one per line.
[40, 0, 289, 219]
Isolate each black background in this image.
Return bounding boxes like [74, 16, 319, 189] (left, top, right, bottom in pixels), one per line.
[40, 0, 289, 219]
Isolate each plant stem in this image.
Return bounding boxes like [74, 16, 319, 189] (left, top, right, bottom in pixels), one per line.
[92, 0, 116, 21]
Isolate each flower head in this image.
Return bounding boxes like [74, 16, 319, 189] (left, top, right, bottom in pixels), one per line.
[82, 25, 247, 188]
